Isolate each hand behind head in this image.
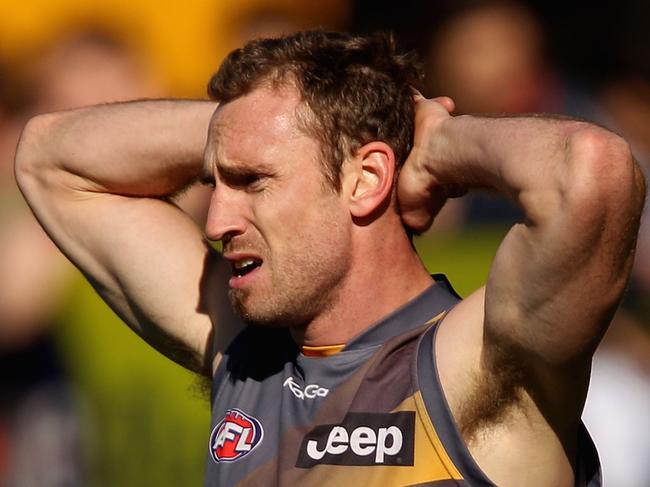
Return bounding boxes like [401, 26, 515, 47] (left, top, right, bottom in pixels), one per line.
[397, 95, 465, 233]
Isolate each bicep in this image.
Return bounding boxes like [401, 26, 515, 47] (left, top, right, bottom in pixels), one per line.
[483, 135, 645, 395]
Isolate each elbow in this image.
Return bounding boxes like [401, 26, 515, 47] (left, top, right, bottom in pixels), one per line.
[564, 126, 644, 219]
[14, 113, 59, 192]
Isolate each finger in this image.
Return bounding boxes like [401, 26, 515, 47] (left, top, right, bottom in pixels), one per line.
[432, 96, 455, 113]
[401, 195, 446, 233]
[401, 210, 433, 234]
[398, 178, 449, 233]
[411, 87, 425, 102]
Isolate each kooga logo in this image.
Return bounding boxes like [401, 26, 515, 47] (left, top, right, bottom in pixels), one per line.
[296, 411, 415, 467]
[283, 377, 329, 400]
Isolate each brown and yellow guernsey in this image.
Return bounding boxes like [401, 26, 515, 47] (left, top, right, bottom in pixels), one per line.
[205, 275, 601, 486]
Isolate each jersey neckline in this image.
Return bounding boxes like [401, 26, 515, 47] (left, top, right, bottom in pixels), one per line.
[341, 274, 462, 353]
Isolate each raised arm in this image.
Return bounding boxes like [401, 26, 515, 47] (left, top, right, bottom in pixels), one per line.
[399, 97, 646, 424]
[14, 100, 242, 375]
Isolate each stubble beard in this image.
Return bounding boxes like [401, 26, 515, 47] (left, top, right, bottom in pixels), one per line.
[228, 246, 350, 329]
[229, 287, 325, 328]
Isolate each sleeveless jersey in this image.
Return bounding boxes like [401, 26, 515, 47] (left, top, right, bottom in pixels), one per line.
[205, 275, 601, 486]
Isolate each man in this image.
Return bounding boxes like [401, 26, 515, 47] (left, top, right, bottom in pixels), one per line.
[15, 31, 645, 486]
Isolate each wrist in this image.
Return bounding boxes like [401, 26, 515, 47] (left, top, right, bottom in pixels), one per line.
[420, 115, 457, 185]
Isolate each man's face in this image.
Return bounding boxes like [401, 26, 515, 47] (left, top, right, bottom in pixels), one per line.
[204, 85, 353, 327]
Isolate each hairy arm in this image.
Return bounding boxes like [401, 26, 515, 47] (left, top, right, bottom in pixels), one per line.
[400, 99, 646, 423]
[14, 100, 241, 375]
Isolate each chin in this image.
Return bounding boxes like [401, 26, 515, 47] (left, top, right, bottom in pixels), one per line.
[229, 289, 315, 329]
[229, 290, 285, 328]
[237, 308, 298, 329]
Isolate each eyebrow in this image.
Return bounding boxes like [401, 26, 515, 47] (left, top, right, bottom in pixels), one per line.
[217, 163, 262, 178]
[221, 156, 279, 179]
[200, 142, 276, 185]
[199, 158, 276, 188]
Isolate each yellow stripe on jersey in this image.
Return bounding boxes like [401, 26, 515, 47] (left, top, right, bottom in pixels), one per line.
[301, 344, 346, 357]
[300, 312, 444, 358]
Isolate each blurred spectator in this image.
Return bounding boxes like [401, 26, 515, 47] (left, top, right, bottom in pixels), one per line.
[1, 27, 169, 486]
[225, 0, 351, 47]
[583, 313, 650, 487]
[582, 74, 650, 487]
[0, 61, 82, 487]
[420, 1, 608, 228]
[28, 27, 216, 225]
[27, 28, 162, 112]
[425, 1, 560, 115]
[422, 1, 563, 229]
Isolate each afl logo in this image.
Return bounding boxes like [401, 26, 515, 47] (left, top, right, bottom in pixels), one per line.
[209, 408, 264, 463]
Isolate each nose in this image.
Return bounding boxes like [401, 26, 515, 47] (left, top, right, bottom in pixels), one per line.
[205, 185, 247, 242]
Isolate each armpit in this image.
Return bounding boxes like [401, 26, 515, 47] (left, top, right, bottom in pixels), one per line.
[457, 343, 527, 445]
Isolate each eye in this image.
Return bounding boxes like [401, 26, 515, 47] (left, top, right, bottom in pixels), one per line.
[200, 174, 216, 188]
[225, 172, 267, 192]
[244, 174, 266, 191]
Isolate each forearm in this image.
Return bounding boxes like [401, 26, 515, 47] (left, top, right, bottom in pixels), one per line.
[432, 115, 584, 193]
[429, 114, 643, 227]
[15, 99, 216, 197]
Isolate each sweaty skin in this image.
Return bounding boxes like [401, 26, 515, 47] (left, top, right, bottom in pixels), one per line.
[15, 86, 645, 486]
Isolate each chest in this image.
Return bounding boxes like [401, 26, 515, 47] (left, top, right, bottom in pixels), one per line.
[204, 340, 458, 487]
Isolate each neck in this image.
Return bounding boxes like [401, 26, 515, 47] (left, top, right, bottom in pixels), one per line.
[290, 215, 433, 347]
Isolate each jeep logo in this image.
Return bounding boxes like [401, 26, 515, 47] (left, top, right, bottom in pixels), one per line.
[296, 412, 415, 467]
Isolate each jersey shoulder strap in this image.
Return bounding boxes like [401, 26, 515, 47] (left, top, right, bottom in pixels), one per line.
[415, 315, 602, 487]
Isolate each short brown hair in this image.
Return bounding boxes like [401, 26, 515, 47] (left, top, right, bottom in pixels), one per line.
[208, 30, 422, 189]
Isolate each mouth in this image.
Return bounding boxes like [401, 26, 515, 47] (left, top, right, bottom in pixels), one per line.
[229, 256, 263, 278]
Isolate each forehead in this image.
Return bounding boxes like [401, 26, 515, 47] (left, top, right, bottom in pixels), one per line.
[205, 85, 317, 170]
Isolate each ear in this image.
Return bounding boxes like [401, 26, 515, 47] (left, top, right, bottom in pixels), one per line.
[344, 141, 396, 218]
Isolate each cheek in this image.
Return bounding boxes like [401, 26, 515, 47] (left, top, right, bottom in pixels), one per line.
[250, 177, 350, 255]
[295, 204, 350, 254]
[257, 186, 346, 231]
[298, 196, 348, 236]
[269, 204, 348, 257]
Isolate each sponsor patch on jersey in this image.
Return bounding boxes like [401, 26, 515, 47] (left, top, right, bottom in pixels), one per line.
[296, 411, 415, 467]
[209, 408, 264, 463]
